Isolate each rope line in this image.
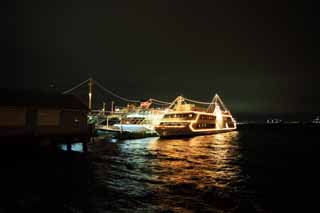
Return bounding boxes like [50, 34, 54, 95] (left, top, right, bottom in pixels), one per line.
[62, 79, 90, 94]
[61, 78, 228, 109]
[94, 80, 140, 103]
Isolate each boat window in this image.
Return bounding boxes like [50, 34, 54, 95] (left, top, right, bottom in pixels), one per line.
[226, 117, 235, 128]
[164, 113, 196, 120]
[196, 123, 215, 129]
[199, 115, 215, 120]
[164, 114, 172, 118]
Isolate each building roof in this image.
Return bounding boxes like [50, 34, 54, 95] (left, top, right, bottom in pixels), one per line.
[0, 89, 88, 110]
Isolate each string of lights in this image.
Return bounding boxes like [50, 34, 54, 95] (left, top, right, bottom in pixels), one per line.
[183, 97, 213, 105]
[149, 98, 171, 105]
[62, 78, 223, 107]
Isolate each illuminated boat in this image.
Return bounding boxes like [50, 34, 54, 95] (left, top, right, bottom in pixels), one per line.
[95, 114, 122, 133]
[113, 109, 165, 133]
[95, 100, 166, 134]
[155, 95, 237, 137]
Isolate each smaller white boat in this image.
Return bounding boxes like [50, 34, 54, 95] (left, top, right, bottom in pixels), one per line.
[114, 109, 165, 133]
[95, 114, 122, 133]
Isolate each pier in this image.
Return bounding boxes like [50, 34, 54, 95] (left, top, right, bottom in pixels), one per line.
[0, 89, 92, 152]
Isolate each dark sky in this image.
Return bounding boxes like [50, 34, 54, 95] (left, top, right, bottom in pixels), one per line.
[2, 0, 319, 114]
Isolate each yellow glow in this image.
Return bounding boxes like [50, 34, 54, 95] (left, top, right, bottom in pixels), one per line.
[214, 105, 223, 129]
[157, 125, 186, 128]
[88, 92, 92, 110]
[155, 95, 237, 136]
[147, 131, 240, 188]
[189, 121, 236, 132]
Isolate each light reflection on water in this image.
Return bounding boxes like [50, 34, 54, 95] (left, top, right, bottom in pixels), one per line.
[146, 132, 241, 189]
[92, 131, 243, 212]
[59, 143, 84, 152]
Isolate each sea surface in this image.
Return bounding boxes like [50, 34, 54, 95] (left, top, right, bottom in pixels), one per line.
[1, 125, 319, 212]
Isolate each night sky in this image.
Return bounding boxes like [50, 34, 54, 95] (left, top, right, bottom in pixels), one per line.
[2, 0, 319, 115]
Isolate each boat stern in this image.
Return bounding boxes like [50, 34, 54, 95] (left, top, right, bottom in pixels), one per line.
[155, 122, 193, 137]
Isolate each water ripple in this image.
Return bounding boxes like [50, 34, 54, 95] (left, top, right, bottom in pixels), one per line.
[90, 131, 252, 212]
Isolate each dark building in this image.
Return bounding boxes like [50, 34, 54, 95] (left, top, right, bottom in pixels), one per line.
[0, 89, 91, 150]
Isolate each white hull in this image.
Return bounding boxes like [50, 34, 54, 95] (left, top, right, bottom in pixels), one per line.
[96, 125, 121, 133]
[113, 124, 155, 133]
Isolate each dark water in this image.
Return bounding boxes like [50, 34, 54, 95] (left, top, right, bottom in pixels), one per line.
[1, 125, 320, 212]
[90, 133, 243, 212]
[89, 125, 320, 212]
